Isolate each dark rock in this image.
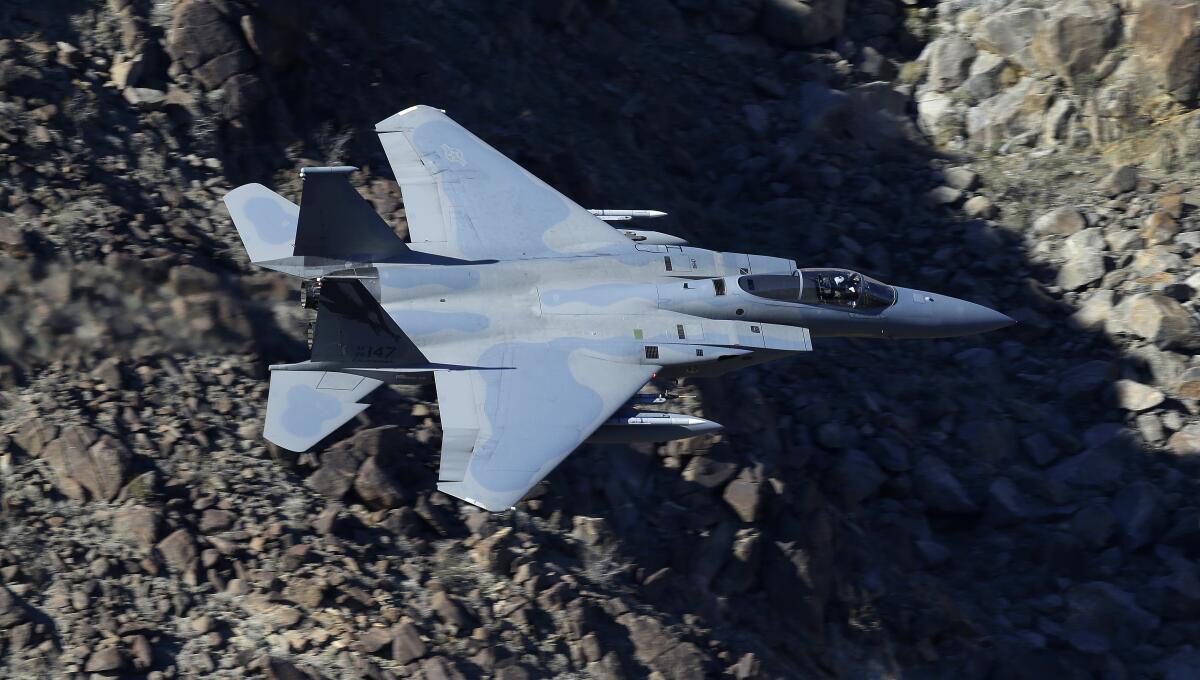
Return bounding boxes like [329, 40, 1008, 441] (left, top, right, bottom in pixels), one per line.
[0, 586, 27, 629]
[157, 528, 198, 573]
[85, 645, 127, 673]
[618, 613, 708, 680]
[114, 504, 162, 549]
[391, 621, 426, 664]
[167, 0, 256, 89]
[42, 426, 131, 502]
[1111, 481, 1167, 550]
[912, 454, 977, 513]
[1065, 581, 1159, 654]
[837, 449, 887, 503]
[353, 456, 406, 509]
[199, 508, 236, 533]
[1100, 165, 1138, 196]
[1048, 435, 1130, 491]
[354, 626, 393, 655]
[430, 591, 471, 632]
[760, 0, 847, 48]
[306, 447, 364, 499]
[1071, 502, 1115, 548]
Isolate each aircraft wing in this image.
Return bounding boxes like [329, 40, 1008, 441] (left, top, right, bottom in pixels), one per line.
[432, 346, 656, 511]
[375, 105, 631, 261]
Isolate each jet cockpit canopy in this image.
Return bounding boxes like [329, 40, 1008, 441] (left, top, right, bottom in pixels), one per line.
[737, 269, 896, 310]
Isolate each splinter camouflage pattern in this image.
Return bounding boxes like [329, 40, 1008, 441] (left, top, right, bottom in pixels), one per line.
[224, 105, 1013, 511]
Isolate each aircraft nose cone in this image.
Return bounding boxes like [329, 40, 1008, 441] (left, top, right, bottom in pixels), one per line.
[957, 301, 1016, 334]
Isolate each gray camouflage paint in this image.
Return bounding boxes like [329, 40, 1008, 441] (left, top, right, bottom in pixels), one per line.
[229, 105, 1013, 512]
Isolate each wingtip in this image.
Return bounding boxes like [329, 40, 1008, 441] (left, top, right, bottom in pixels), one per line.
[376, 105, 448, 132]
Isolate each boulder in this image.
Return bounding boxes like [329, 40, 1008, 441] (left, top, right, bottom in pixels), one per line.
[41, 426, 131, 502]
[1111, 481, 1168, 549]
[912, 454, 977, 513]
[1030, 0, 1120, 86]
[1033, 207, 1086, 235]
[974, 7, 1047, 68]
[966, 77, 1054, 151]
[618, 613, 708, 680]
[1064, 581, 1159, 653]
[199, 508, 236, 533]
[1112, 379, 1165, 411]
[1177, 367, 1200, 399]
[85, 646, 127, 673]
[353, 456, 406, 509]
[1167, 423, 1200, 456]
[837, 449, 887, 504]
[924, 35, 976, 92]
[759, 0, 847, 48]
[166, 0, 256, 89]
[1100, 165, 1139, 196]
[1109, 293, 1200, 351]
[964, 51, 1006, 101]
[1141, 210, 1180, 245]
[305, 447, 364, 499]
[114, 504, 163, 549]
[963, 195, 997, 218]
[157, 528, 198, 573]
[0, 586, 28, 629]
[1130, 0, 1200, 103]
[942, 166, 979, 191]
[723, 467, 764, 522]
[392, 621, 427, 664]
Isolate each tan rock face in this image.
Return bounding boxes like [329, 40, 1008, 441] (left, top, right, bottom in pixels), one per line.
[1031, 0, 1120, 86]
[1131, 0, 1200, 104]
[1109, 293, 1200, 351]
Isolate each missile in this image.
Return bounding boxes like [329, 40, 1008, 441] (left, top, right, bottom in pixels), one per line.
[587, 411, 723, 443]
[588, 209, 668, 221]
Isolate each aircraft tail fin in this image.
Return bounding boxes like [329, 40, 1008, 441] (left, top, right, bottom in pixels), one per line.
[310, 278, 428, 366]
[294, 166, 409, 260]
[223, 167, 408, 277]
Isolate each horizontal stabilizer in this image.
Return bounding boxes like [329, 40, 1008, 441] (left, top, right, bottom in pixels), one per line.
[264, 370, 382, 451]
[224, 183, 299, 265]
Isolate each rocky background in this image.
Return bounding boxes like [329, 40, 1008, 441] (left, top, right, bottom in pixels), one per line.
[1, 0, 1199, 678]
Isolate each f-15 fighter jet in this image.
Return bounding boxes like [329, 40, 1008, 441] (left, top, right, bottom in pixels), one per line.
[224, 105, 1012, 512]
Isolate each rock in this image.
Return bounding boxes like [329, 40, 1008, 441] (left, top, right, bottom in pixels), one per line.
[1112, 379, 1165, 411]
[392, 621, 427, 664]
[963, 195, 997, 219]
[283, 578, 326, 609]
[352, 456, 406, 509]
[1048, 436, 1129, 491]
[1056, 242, 1106, 290]
[122, 87, 166, 108]
[1141, 211, 1180, 246]
[1130, 0, 1200, 103]
[157, 528, 198, 573]
[1167, 423, 1200, 456]
[837, 449, 887, 504]
[1177, 367, 1200, 399]
[85, 646, 127, 673]
[1100, 165, 1139, 196]
[925, 185, 962, 206]
[986, 477, 1049, 525]
[199, 508, 236, 533]
[1064, 581, 1159, 654]
[1109, 293, 1200, 351]
[306, 447, 364, 499]
[964, 51, 1006, 100]
[110, 54, 143, 89]
[965, 77, 1054, 151]
[1030, 0, 1120, 86]
[1111, 481, 1167, 549]
[723, 467, 763, 522]
[41, 426, 131, 502]
[1071, 502, 1115, 547]
[942, 166, 980, 192]
[469, 526, 514, 574]
[572, 516, 610, 546]
[114, 505, 162, 549]
[420, 657, 467, 680]
[167, 0, 257, 89]
[912, 455, 977, 513]
[1058, 360, 1116, 397]
[759, 0, 847, 48]
[924, 35, 976, 92]
[974, 6, 1046, 68]
[430, 591, 471, 631]
[1069, 289, 1114, 330]
[618, 613, 708, 680]
[915, 90, 963, 146]
[355, 626, 393, 655]
[0, 586, 27, 628]
[1033, 207, 1086, 235]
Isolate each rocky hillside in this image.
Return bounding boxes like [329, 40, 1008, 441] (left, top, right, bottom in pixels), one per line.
[1, 0, 1199, 678]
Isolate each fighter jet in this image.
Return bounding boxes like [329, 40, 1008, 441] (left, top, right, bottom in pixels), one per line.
[224, 105, 1012, 512]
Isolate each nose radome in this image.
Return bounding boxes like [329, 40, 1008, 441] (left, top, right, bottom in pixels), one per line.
[951, 298, 1015, 335]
